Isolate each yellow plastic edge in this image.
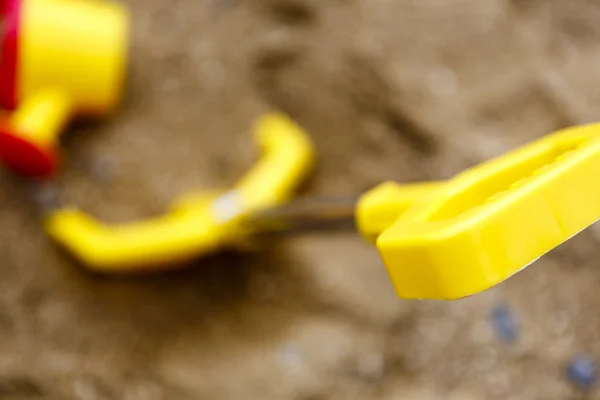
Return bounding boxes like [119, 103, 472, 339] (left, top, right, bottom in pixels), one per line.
[356, 181, 445, 243]
[377, 123, 600, 300]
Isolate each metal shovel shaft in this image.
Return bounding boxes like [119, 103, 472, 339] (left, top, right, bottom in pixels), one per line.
[247, 196, 359, 236]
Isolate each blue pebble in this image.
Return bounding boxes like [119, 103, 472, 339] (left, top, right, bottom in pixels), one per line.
[490, 304, 519, 343]
[567, 355, 597, 390]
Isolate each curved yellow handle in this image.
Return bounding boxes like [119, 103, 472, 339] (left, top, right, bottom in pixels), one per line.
[45, 193, 225, 271]
[236, 113, 316, 210]
[175, 112, 315, 218]
[375, 123, 600, 300]
[44, 112, 315, 272]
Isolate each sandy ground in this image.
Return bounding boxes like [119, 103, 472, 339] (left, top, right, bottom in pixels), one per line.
[3, 0, 600, 398]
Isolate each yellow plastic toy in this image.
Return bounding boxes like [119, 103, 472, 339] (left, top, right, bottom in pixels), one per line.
[0, 0, 128, 178]
[5, 3, 597, 299]
[44, 113, 315, 272]
[252, 123, 600, 300]
[370, 123, 600, 299]
[45, 116, 600, 297]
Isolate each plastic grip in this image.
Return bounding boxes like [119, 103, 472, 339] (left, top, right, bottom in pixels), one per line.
[375, 123, 600, 300]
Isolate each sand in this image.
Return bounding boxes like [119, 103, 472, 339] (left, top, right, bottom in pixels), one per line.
[1, 0, 600, 398]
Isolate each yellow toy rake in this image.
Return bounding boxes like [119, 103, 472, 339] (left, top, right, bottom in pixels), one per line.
[42, 118, 600, 301]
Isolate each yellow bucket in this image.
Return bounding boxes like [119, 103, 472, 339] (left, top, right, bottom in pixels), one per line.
[0, 0, 128, 177]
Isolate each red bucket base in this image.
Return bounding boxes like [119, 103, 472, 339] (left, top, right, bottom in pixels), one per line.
[0, 130, 56, 178]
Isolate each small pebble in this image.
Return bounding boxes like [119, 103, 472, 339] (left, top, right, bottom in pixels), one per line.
[490, 304, 519, 343]
[566, 354, 597, 390]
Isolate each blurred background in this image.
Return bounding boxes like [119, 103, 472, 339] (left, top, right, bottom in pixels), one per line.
[2, 0, 600, 398]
